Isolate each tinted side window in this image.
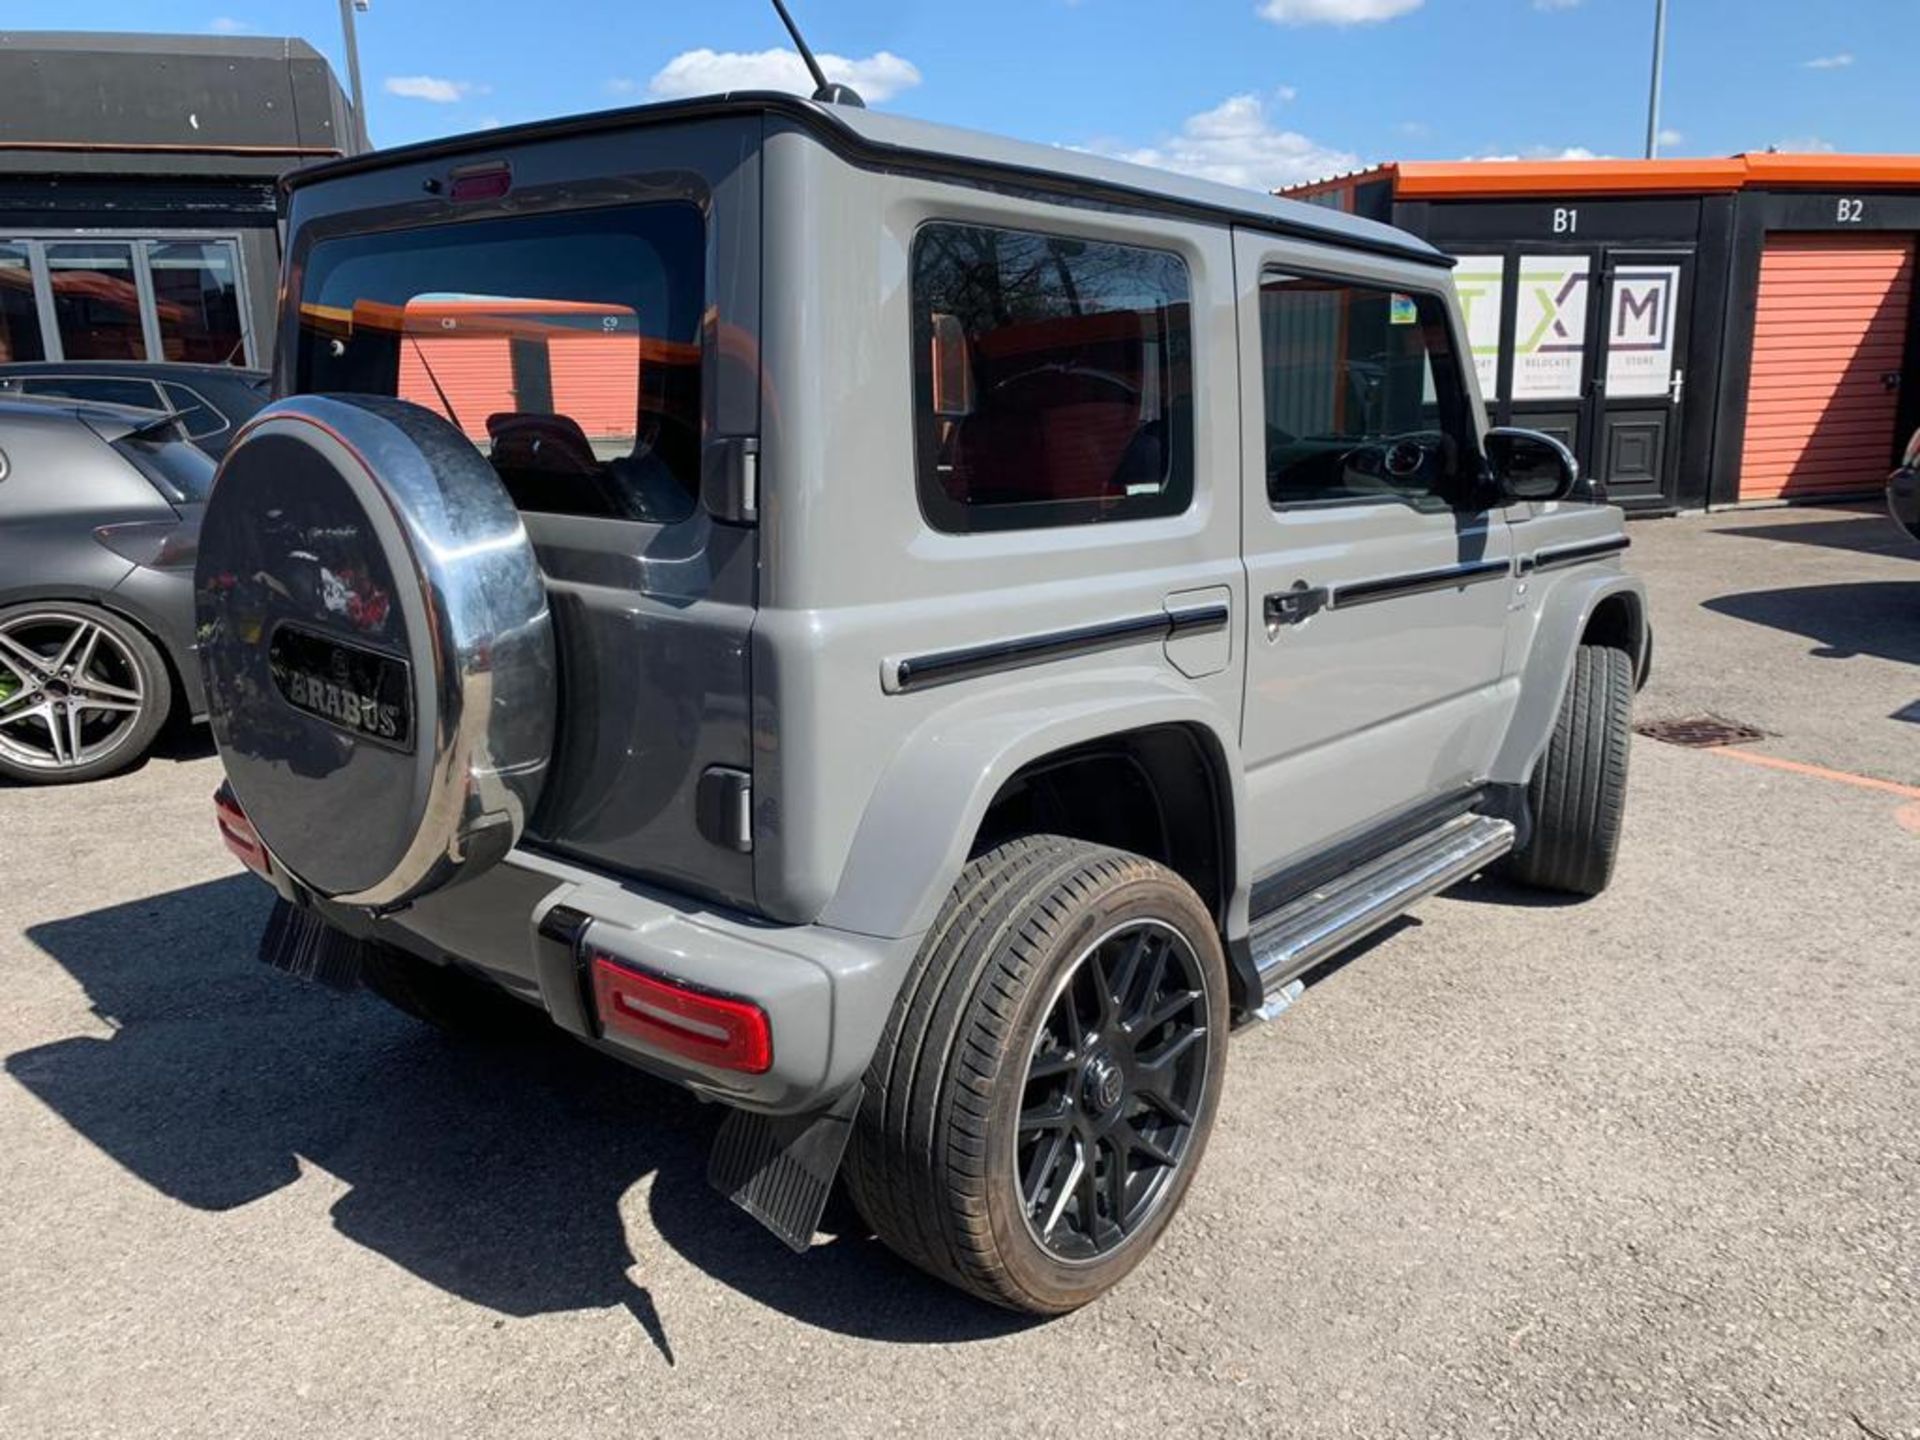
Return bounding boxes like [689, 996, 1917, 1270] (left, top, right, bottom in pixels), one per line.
[911, 223, 1193, 533]
[160, 383, 228, 439]
[1260, 275, 1473, 511]
[297, 205, 704, 524]
[22, 376, 164, 412]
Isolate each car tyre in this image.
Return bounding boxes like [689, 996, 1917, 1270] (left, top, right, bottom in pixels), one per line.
[844, 836, 1229, 1314]
[0, 601, 172, 785]
[1507, 643, 1634, 897]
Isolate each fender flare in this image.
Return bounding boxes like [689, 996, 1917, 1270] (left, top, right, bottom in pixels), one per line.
[1492, 569, 1649, 784]
[818, 667, 1250, 942]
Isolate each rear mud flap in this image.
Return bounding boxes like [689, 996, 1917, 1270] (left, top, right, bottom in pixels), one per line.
[257, 897, 367, 992]
[707, 1084, 864, 1254]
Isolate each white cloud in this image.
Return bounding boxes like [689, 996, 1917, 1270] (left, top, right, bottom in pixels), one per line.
[1657, 127, 1683, 148]
[1258, 0, 1422, 25]
[1462, 145, 1605, 162]
[1774, 135, 1837, 153]
[646, 48, 922, 104]
[383, 75, 487, 104]
[1533, 0, 1583, 9]
[1082, 93, 1361, 193]
[1803, 53, 1854, 69]
[207, 17, 253, 33]
[604, 77, 639, 96]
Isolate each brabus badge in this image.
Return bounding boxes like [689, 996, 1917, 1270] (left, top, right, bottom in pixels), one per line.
[267, 625, 413, 751]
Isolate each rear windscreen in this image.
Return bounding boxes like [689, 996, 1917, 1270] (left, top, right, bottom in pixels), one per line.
[295, 204, 704, 524]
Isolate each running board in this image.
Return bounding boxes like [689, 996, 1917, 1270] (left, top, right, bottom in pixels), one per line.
[1251, 813, 1515, 1012]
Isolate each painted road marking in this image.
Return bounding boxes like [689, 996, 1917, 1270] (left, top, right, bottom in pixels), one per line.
[1701, 744, 1920, 838]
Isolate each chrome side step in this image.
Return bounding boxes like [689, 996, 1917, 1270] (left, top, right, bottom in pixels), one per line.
[1251, 813, 1516, 1014]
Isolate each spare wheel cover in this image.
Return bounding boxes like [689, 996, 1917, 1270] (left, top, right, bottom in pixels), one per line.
[196, 394, 555, 907]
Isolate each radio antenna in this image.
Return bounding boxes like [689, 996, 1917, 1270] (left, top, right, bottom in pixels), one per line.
[768, 0, 865, 107]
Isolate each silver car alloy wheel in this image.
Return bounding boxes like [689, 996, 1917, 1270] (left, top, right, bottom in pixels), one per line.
[0, 612, 148, 772]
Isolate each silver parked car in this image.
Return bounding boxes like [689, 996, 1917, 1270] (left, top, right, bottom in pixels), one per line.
[0, 361, 270, 461]
[194, 91, 1649, 1313]
[0, 396, 209, 784]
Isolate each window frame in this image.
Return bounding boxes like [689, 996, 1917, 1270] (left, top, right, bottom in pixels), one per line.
[0, 232, 256, 367]
[1257, 265, 1485, 515]
[908, 218, 1198, 536]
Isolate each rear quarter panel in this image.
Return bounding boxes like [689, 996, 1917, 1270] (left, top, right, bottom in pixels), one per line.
[752, 125, 1247, 933]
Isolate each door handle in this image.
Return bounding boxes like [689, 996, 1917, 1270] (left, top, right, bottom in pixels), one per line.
[1264, 583, 1328, 637]
[1669, 368, 1686, 406]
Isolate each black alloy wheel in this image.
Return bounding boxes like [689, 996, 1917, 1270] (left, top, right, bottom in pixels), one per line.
[1016, 918, 1211, 1262]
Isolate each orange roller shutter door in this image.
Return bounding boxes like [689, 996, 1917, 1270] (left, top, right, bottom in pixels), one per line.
[1739, 233, 1914, 501]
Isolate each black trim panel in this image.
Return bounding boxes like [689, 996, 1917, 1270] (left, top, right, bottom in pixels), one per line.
[1519, 535, 1631, 575]
[1330, 557, 1512, 609]
[894, 603, 1230, 692]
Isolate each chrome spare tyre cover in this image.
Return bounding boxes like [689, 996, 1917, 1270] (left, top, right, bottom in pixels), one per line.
[195, 394, 556, 907]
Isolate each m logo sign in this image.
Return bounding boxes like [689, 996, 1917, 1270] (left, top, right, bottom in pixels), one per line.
[1606, 266, 1682, 399]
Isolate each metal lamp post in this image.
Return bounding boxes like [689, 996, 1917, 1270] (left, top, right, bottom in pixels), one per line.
[338, 0, 371, 154]
[1645, 0, 1669, 159]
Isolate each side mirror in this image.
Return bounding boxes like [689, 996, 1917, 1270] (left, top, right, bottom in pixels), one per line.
[1485, 427, 1579, 504]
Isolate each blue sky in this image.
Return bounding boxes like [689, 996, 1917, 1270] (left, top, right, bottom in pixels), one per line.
[14, 1, 1918, 189]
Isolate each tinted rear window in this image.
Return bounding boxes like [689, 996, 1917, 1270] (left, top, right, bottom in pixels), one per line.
[911, 222, 1194, 533]
[295, 205, 704, 524]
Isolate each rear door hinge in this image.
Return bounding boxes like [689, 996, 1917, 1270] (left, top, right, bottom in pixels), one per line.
[702, 436, 759, 525]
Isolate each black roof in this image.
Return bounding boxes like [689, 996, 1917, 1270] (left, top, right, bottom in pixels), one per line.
[286, 92, 1447, 268]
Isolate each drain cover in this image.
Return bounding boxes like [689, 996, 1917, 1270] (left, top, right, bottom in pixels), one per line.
[1635, 715, 1769, 748]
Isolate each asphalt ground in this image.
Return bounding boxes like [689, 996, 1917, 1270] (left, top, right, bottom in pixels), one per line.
[1, 503, 1915, 1439]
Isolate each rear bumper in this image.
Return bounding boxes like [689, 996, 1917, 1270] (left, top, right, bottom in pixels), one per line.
[265, 846, 921, 1115]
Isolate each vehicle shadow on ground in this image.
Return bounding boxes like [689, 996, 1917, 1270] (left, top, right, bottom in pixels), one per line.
[1708, 509, 1912, 561]
[1442, 873, 1589, 910]
[0, 724, 214, 789]
[152, 723, 218, 763]
[7, 877, 1034, 1352]
[1704, 582, 1920, 667]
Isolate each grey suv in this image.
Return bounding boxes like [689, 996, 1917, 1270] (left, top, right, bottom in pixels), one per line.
[0, 396, 210, 783]
[194, 93, 1649, 1313]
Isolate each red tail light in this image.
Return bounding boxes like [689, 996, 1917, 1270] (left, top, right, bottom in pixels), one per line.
[590, 953, 772, 1074]
[213, 784, 271, 877]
